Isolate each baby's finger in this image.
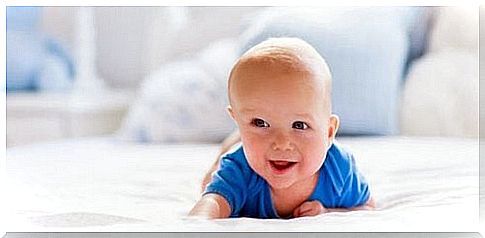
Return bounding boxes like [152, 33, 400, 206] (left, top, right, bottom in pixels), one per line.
[293, 205, 305, 217]
[296, 201, 326, 217]
[301, 201, 316, 211]
[293, 207, 301, 218]
[293, 201, 317, 217]
[293, 204, 308, 217]
[298, 206, 321, 217]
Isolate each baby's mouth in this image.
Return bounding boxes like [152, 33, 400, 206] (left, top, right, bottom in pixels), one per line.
[269, 160, 297, 172]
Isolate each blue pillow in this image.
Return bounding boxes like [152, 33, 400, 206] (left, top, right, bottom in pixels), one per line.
[240, 7, 429, 135]
[6, 6, 41, 31]
[6, 6, 75, 92]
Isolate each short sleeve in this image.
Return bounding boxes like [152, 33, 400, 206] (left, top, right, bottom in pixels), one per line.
[318, 143, 371, 208]
[203, 148, 250, 216]
[337, 154, 371, 207]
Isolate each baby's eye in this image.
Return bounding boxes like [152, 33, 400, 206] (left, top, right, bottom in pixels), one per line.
[292, 121, 309, 130]
[252, 118, 270, 128]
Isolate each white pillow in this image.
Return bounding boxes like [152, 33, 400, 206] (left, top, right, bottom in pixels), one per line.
[427, 6, 478, 53]
[117, 38, 239, 143]
[400, 50, 478, 137]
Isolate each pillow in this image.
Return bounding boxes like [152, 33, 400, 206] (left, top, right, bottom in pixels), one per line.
[239, 7, 430, 135]
[6, 30, 44, 91]
[400, 50, 478, 137]
[400, 6, 478, 137]
[6, 7, 75, 92]
[427, 7, 478, 53]
[117, 38, 238, 143]
[6, 6, 41, 31]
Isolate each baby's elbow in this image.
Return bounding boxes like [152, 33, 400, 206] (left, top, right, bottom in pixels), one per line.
[189, 193, 232, 219]
[364, 196, 376, 209]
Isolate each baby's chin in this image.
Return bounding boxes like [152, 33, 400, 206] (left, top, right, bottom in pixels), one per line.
[264, 175, 297, 190]
[263, 169, 320, 192]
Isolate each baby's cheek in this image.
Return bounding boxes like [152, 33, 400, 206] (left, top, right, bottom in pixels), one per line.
[299, 131, 324, 149]
[300, 138, 327, 168]
[244, 131, 269, 148]
[241, 136, 267, 163]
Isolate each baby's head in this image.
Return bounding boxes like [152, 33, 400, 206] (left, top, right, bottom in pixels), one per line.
[227, 37, 339, 190]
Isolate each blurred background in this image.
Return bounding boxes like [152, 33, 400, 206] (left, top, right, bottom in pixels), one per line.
[5, 6, 479, 147]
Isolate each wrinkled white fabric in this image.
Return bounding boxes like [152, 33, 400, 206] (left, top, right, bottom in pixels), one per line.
[6, 136, 479, 231]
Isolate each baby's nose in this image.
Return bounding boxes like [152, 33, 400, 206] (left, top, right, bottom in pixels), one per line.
[271, 133, 294, 151]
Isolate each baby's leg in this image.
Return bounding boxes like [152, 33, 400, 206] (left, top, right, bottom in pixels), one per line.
[200, 129, 240, 193]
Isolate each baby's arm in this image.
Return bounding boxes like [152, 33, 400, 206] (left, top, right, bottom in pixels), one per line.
[189, 193, 231, 219]
[327, 196, 376, 212]
[293, 196, 376, 218]
[201, 130, 241, 193]
[294, 146, 377, 217]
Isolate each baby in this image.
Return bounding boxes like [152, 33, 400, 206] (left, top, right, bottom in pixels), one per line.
[189, 37, 375, 219]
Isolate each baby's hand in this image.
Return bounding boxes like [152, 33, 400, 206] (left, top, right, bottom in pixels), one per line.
[293, 200, 327, 218]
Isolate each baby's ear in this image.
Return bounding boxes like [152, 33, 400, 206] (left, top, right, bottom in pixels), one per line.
[226, 105, 235, 120]
[327, 114, 340, 144]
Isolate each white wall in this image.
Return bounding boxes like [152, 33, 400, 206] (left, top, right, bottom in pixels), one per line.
[41, 6, 262, 90]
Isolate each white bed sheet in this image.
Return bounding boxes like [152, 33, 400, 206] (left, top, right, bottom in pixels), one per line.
[5, 136, 479, 232]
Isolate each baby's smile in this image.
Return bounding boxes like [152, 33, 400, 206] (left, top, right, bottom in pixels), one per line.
[268, 160, 298, 174]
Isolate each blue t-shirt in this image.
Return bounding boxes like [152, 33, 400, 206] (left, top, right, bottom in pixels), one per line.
[204, 141, 370, 218]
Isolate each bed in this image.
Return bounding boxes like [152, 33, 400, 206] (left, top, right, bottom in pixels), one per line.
[5, 136, 479, 232]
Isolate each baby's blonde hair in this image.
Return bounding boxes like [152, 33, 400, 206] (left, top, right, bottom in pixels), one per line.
[228, 37, 333, 113]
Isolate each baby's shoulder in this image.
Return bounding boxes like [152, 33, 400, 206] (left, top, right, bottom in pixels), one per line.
[221, 142, 246, 163]
[323, 141, 357, 181]
[218, 143, 263, 191]
[327, 141, 355, 162]
[219, 143, 256, 176]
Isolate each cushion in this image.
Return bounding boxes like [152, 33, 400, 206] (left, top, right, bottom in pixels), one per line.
[427, 6, 478, 53]
[239, 7, 430, 135]
[6, 6, 74, 92]
[400, 6, 478, 137]
[400, 50, 478, 137]
[117, 38, 238, 143]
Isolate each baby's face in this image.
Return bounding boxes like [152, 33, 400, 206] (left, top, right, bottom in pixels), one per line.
[229, 61, 337, 190]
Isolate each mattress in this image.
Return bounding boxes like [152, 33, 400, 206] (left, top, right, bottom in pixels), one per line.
[5, 136, 479, 232]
